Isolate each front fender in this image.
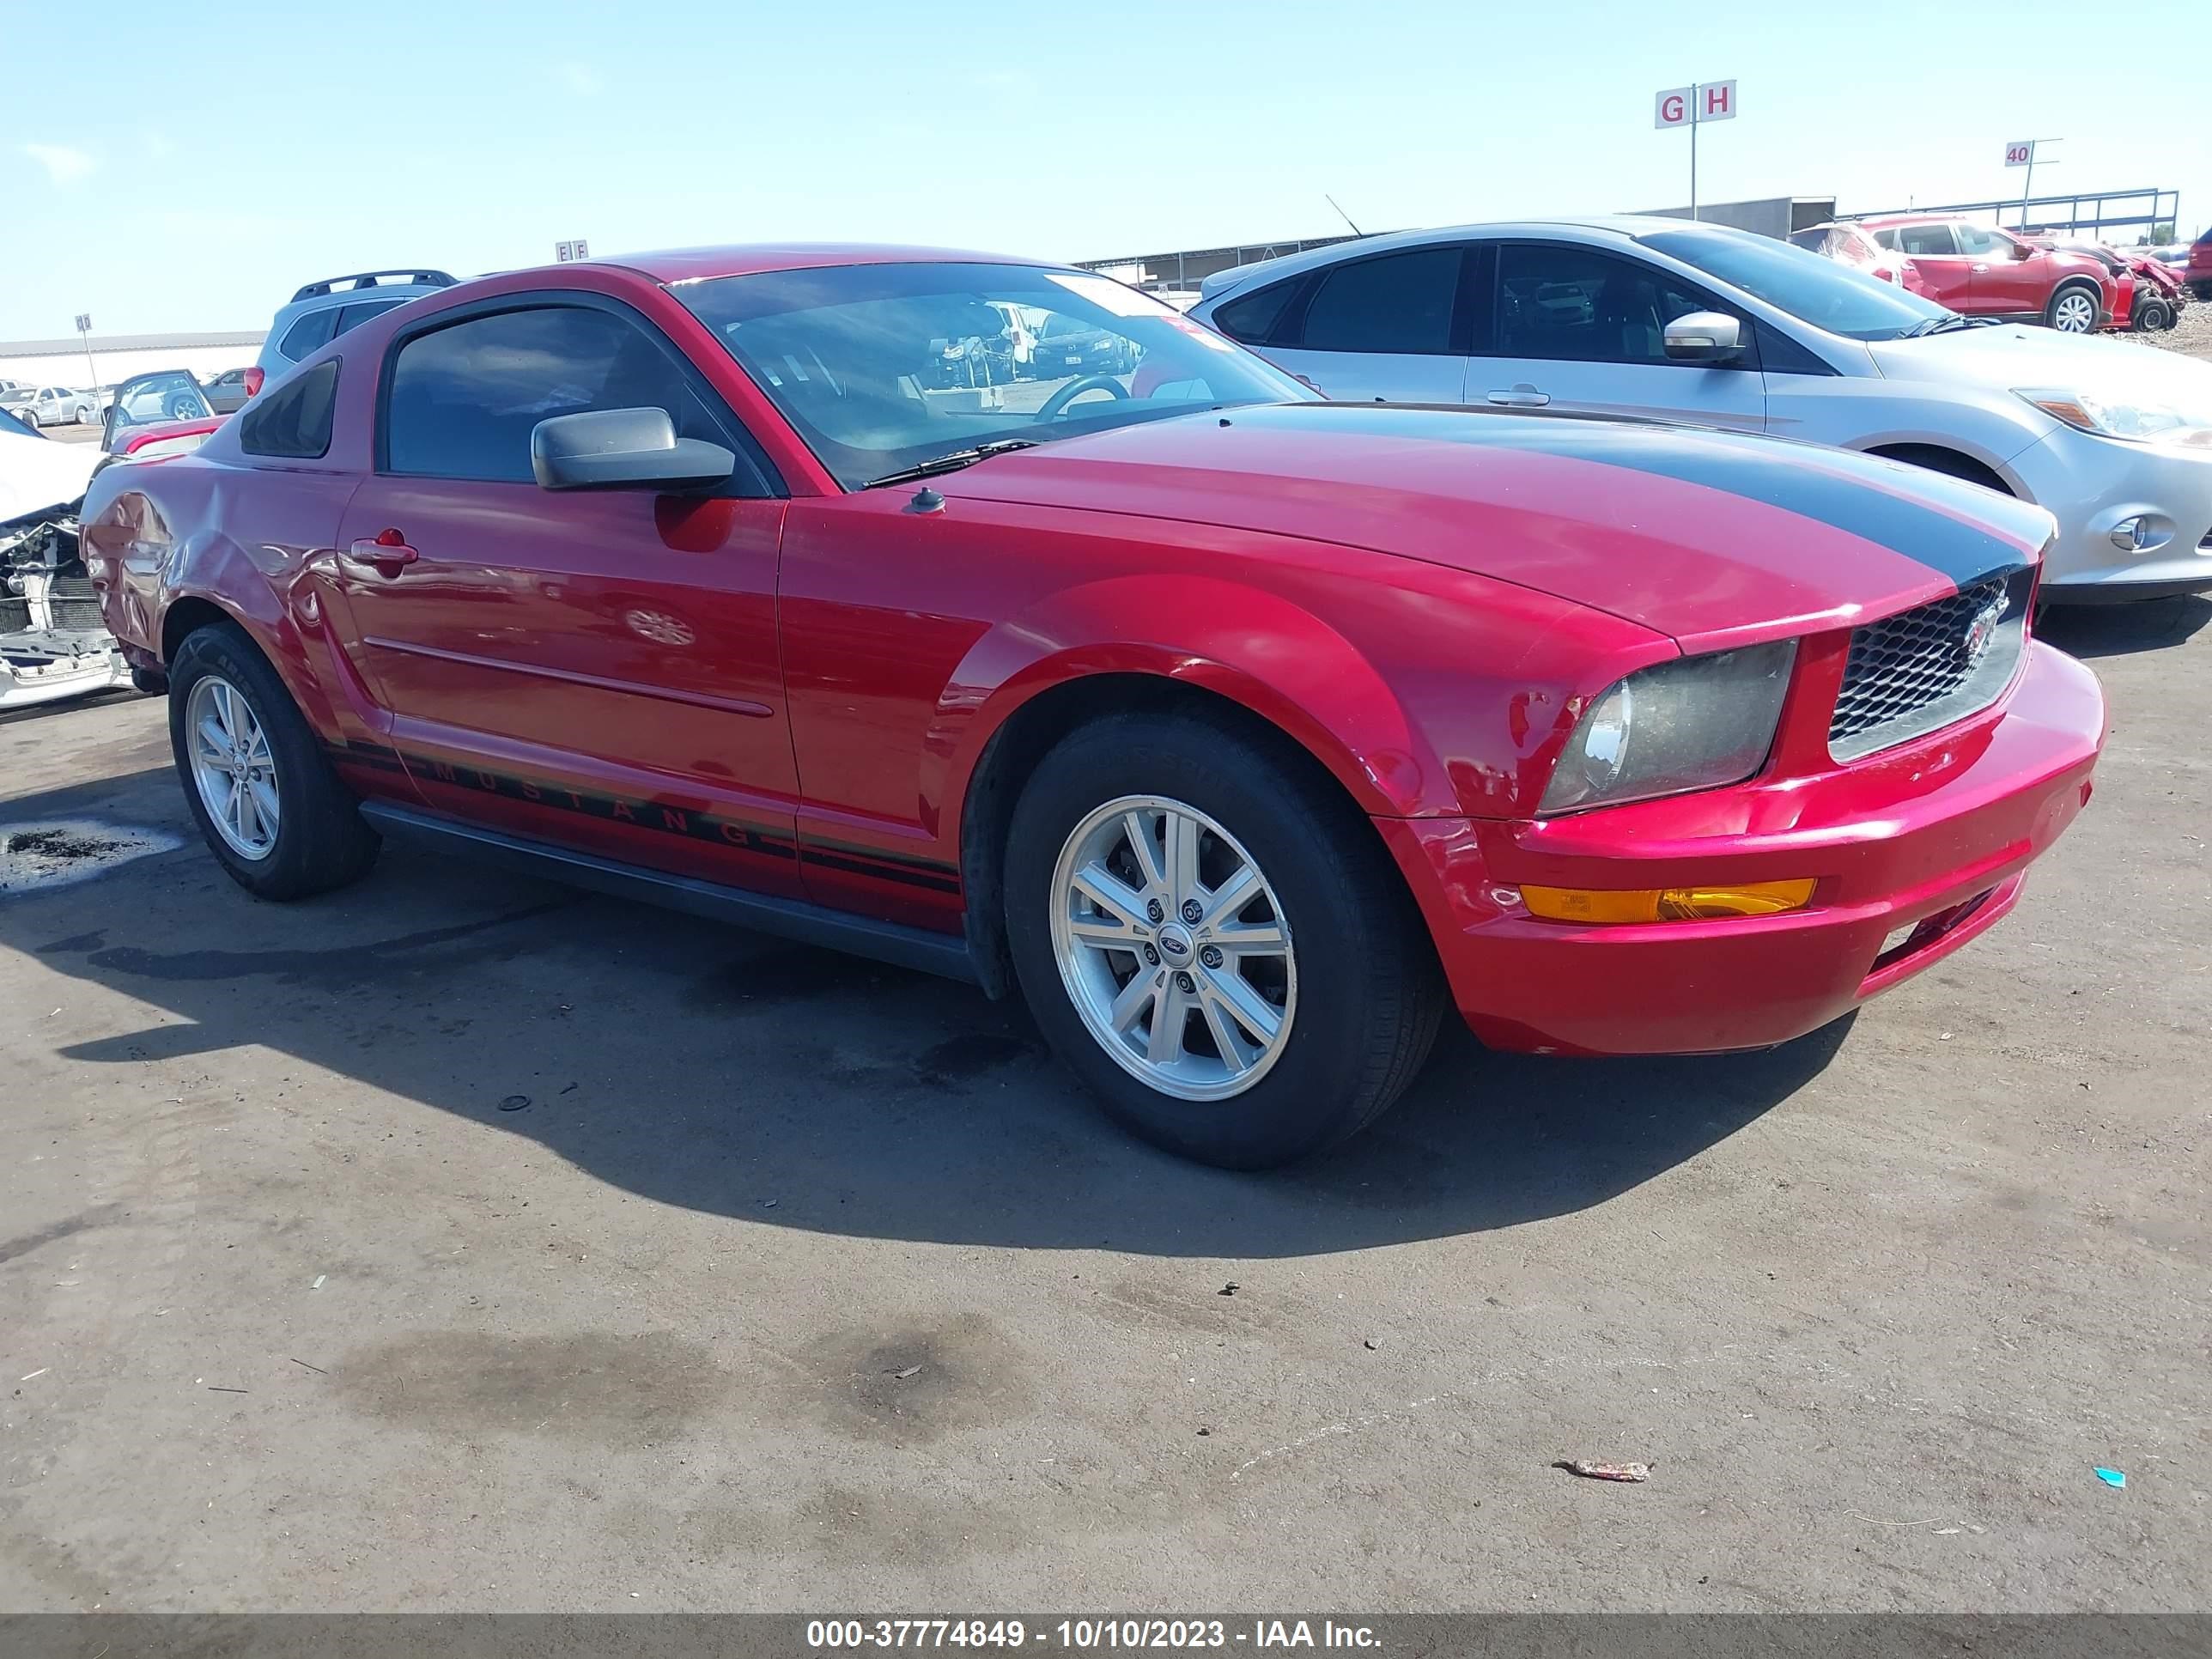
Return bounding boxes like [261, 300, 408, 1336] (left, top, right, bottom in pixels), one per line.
[928, 574, 1452, 837]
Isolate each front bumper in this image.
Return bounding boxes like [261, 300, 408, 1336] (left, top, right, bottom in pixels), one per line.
[1379, 641, 2106, 1057]
[2010, 423, 2212, 599]
[0, 632, 133, 709]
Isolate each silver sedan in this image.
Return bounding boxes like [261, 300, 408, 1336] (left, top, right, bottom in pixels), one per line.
[0, 385, 99, 428]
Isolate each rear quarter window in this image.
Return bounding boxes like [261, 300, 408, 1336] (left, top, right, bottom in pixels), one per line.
[240, 360, 340, 459]
[1211, 280, 1300, 345]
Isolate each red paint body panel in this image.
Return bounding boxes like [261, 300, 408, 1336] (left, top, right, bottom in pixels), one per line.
[118, 415, 225, 454]
[77, 244, 2110, 1060]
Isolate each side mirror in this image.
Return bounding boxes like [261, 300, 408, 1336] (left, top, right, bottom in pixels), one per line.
[2010, 240, 2034, 261]
[1662, 311, 1745, 364]
[530, 406, 736, 492]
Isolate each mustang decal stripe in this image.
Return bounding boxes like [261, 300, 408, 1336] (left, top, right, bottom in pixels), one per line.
[1282, 408, 2039, 592]
[325, 742, 961, 893]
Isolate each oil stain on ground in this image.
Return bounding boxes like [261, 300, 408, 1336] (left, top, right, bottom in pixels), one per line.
[336, 1330, 723, 1449]
[0, 819, 182, 895]
[793, 1313, 1036, 1445]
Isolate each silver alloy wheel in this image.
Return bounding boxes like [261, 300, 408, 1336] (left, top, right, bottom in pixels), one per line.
[2053, 289, 2096, 332]
[186, 673, 280, 860]
[1048, 794, 1297, 1102]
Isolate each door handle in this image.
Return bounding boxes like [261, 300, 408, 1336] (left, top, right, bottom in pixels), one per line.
[1970, 263, 1990, 273]
[1486, 385, 1551, 407]
[349, 530, 419, 576]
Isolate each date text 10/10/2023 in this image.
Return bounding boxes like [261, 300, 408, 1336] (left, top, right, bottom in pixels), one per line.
[805, 1620, 1382, 1650]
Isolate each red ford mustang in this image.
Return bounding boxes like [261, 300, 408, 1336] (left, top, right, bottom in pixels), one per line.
[81, 246, 2106, 1168]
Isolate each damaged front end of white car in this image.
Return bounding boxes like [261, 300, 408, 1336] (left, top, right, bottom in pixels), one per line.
[1, 501, 137, 711]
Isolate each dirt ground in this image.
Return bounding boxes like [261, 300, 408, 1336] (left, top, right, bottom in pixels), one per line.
[1, 587, 2206, 1615]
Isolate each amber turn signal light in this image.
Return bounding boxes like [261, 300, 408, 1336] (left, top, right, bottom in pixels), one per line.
[1522, 879, 1817, 925]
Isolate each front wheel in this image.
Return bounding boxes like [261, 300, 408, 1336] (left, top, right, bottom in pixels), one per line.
[2130, 298, 2172, 332]
[1004, 713, 1444, 1169]
[2046, 283, 2100, 333]
[168, 622, 380, 900]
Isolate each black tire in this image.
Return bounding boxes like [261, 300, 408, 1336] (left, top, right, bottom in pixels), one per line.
[2131, 298, 2171, 333]
[1003, 712, 1445, 1169]
[165, 393, 196, 420]
[167, 621, 379, 900]
[2044, 280, 2100, 333]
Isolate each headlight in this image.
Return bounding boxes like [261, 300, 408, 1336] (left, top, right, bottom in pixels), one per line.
[2016, 387, 2212, 448]
[1540, 641, 1796, 816]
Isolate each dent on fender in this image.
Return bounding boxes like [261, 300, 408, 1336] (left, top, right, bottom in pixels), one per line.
[921, 574, 1451, 840]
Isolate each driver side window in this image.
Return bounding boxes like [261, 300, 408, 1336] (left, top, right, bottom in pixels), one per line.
[383, 303, 768, 491]
[1492, 246, 1746, 368]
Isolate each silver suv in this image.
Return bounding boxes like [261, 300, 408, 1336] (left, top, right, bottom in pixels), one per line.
[255, 269, 456, 379]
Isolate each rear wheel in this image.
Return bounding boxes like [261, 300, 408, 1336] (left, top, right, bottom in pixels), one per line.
[168, 622, 379, 900]
[1004, 713, 1444, 1169]
[2045, 283, 2099, 333]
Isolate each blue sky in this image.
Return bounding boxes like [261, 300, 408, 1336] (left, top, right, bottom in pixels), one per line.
[6, 0, 2205, 339]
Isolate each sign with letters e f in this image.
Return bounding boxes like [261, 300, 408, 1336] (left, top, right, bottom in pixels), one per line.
[1656, 80, 1737, 128]
[2004, 140, 2034, 167]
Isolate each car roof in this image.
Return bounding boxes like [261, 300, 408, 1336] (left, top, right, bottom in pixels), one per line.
[592, 243, 1045, 284]
[1195, 216, 1762, 299]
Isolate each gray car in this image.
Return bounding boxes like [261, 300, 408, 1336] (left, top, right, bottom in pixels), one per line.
[0, 385, 98, 428]
[255, 268, 456, 380]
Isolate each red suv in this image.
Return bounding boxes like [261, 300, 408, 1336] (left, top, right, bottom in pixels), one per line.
[78, 246, 2105, 1167]
[1854, 216, 2117, 332]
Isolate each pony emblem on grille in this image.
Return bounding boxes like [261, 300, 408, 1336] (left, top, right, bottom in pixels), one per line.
[1962, 590, 2009, 670]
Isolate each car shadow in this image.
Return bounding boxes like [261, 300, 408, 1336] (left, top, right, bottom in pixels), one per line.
[3, 764, 1850, 1259]
[0, 688, 146, 728]
[2038, 594, 2210, 659]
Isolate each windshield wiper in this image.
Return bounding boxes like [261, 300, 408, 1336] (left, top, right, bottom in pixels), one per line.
[1903, 315, 1991, 337]
[862, 439, 1041, 490]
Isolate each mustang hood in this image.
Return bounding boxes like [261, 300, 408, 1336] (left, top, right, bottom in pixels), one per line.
[942, 404, 2054, 650]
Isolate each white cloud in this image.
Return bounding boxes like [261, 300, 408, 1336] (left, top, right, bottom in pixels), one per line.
[556, 63, 602, 97]
[21, 143, 95, 185]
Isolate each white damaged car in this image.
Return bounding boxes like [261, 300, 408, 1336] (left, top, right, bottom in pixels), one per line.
[1190, 217, 2212, 604]
[1, 409, 134, 710]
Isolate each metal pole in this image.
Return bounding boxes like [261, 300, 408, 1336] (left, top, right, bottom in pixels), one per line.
[1690, 84, 1699, 221]
[2021, 150, 2034, 233]
[79, 324, 99, 400]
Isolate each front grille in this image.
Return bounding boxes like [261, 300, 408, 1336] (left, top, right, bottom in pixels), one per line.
[1830, 569, 2031, 762]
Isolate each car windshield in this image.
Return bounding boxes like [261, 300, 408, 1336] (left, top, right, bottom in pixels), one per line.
[1640, 227, 1954, 340]
[675, 261, 1310, 489]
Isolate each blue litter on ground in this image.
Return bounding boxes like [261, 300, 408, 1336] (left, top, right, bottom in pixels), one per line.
[2094, 1468, 2126, 1489]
